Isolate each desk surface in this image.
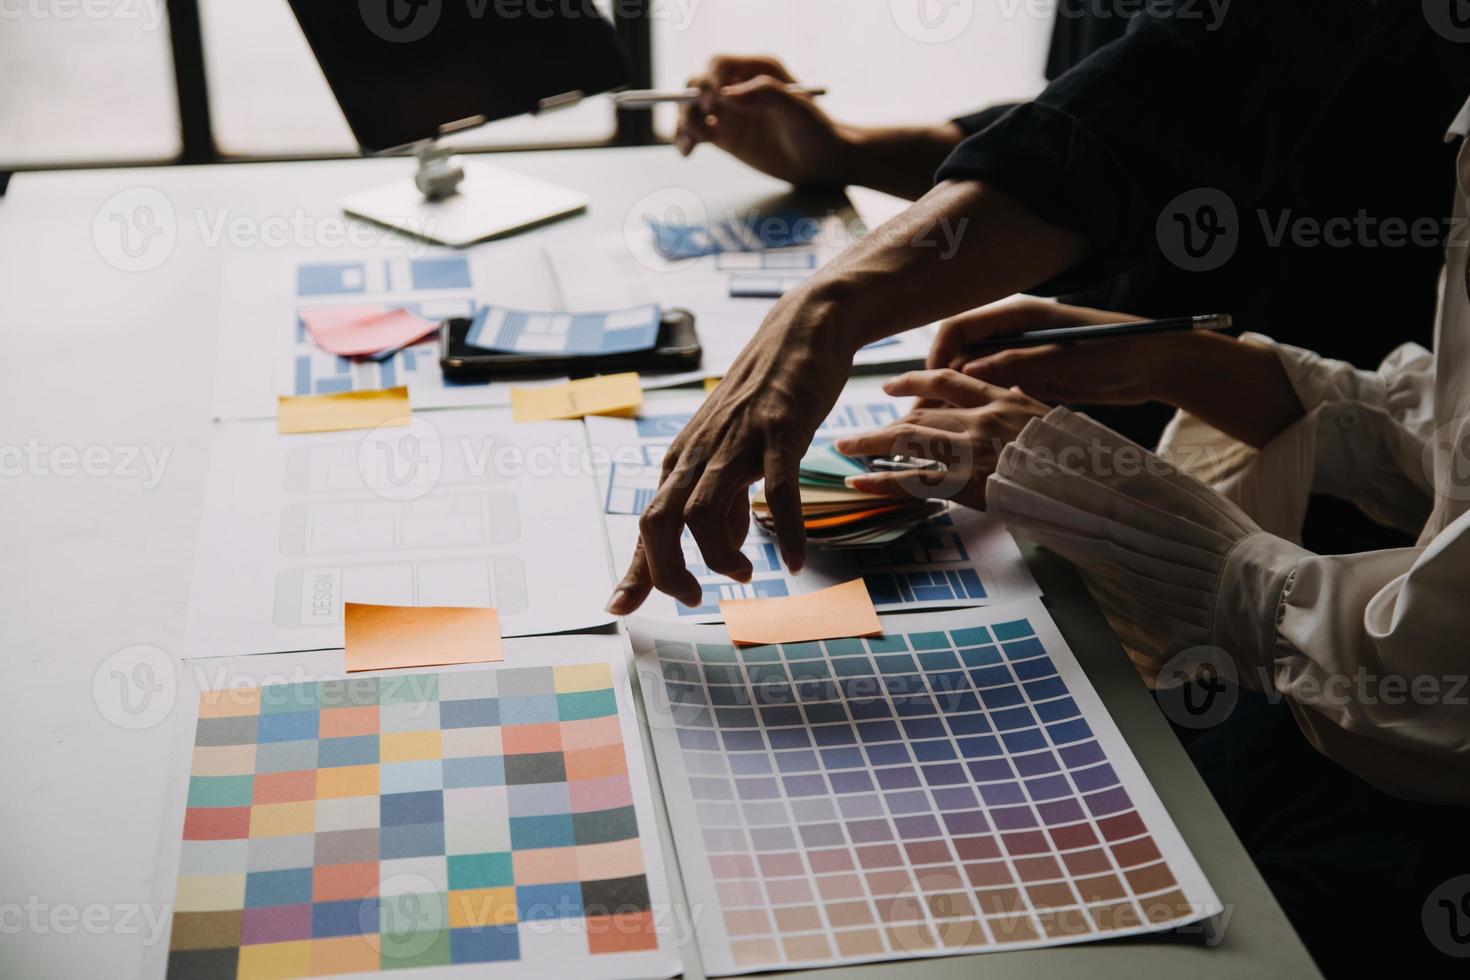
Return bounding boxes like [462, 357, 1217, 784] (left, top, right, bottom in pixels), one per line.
[0, 146, 1318, 979]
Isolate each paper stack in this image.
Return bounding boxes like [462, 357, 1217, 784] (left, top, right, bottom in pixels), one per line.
[751, 443, 944, 548]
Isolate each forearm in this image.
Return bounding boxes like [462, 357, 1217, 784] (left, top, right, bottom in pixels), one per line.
[795, 179, 1087, 354]
[837, 122, 966, 200]
[1157, 332, 1305, 448]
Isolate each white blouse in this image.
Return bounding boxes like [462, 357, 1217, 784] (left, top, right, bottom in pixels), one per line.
[985, 126, 1470, 806]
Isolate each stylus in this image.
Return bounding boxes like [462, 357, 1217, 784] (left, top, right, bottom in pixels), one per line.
[960, 314, 1233, 355]
[611, 85, 827, 108]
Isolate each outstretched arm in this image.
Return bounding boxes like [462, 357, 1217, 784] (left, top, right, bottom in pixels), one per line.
[605, 180, 1087, 614]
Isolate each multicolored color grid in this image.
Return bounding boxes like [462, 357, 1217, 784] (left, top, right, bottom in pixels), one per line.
[631, 603, 1218, 974]
[166, 664, 658, 979]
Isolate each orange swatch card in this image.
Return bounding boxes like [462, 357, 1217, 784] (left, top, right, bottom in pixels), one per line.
[719, 579, 883, 646]
[343, 603, 503, 672]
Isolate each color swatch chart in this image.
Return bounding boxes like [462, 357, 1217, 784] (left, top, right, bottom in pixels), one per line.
[157, 642, 679, 980]
[629, 601, 1218, 974]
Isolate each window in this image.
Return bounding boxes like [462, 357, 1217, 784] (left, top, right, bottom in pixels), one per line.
[198, 0, 618, 158]
[2, 0, 1051, 168]
[1, 3, 180, 167]
[650, 0, 1050, 137]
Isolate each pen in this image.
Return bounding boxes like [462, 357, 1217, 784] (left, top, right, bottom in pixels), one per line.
[961, 314, 1233, 355]
[611, 85, 827, 109]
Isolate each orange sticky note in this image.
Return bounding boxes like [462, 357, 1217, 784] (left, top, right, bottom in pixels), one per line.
[277, 386, 410, 434]
[720, 579, 883, 646]
[343, 603, 503, 672]
[703, 376, 722, 393]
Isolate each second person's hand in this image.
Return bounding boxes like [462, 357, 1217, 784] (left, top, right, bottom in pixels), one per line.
[927, 298, 1145, 374]
[833, 369, 1051, 510]
[676, 55, 852, 187]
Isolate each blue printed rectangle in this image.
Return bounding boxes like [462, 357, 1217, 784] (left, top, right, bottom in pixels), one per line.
[465, 303, 660, 356]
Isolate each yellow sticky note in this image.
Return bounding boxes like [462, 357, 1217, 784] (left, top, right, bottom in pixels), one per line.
[343, 602, 503, 672]
[277, 386, 410, 434]
[720, 578, 883, 646]
[510, 373, 643, 422]
[703, 376, 722, 393]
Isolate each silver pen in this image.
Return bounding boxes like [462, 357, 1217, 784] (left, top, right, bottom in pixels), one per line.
[611, 85, 827, 109]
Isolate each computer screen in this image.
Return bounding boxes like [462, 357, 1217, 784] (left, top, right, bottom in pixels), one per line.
[287, 0, 631, 152]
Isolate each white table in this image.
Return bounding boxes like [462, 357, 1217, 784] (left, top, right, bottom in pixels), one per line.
[0, 146, 1319, 979]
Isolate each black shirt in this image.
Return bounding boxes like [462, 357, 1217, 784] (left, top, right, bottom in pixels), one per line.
[938, 0, 1469, 372]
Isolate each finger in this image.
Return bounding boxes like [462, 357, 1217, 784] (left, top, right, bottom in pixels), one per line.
[682, 460, 755, 582]
[762, 441, 806, 573]
[676, 110, 715, 156]
[719, 74, 802, 108]
[896, 406, 967, 431]
[962, 345, 1072, 393]
[707, 55, 795, 88]
[675, 82, 715, 155]
[928, 300, 1049, 370]
[725, 489, 751, 556]
[606, 538, 654, 615]
[832, 424, 915, 459]
[932, 300, 1145, 371]
[639, 455, 707, 607]
[843, 470, 942, 499]
[882, 368, 1005, 408]
[833, 423, 953, 460]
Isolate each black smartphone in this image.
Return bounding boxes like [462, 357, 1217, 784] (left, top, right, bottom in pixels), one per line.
[439, 308, 702, 381]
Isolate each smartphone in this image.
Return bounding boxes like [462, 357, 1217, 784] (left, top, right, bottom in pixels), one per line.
[439, 307, 702, 381]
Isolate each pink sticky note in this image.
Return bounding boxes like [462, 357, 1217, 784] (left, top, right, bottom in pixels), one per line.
[301, 306, 438, 357]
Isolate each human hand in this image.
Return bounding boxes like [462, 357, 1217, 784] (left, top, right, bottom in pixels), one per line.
[832, 369, 1051, 510]
[927, 298, 1142, 373]
[605, 289, 858, 615]
[962, 327, 1212, 410]
[676, 55, 852, 187]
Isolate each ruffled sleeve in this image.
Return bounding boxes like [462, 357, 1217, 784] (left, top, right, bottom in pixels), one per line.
[1157, 335, 1436, 538]
[985, 407, 1305, 684]
[990, 401, 1470, 804]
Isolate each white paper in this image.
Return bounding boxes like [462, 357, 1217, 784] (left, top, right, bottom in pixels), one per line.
[146, 638, 682, 979]
[544, 229, 933, 388]
[586, 392, 1040, 623]
[212, 250, 558, 421]
[184, 409, 616, 658]
[627, 602, 1222, 975]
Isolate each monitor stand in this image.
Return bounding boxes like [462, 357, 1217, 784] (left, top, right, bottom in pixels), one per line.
[341, 140, 588, 248]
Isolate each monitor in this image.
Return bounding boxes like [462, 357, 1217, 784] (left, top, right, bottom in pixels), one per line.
[287, 0, 631, 153]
